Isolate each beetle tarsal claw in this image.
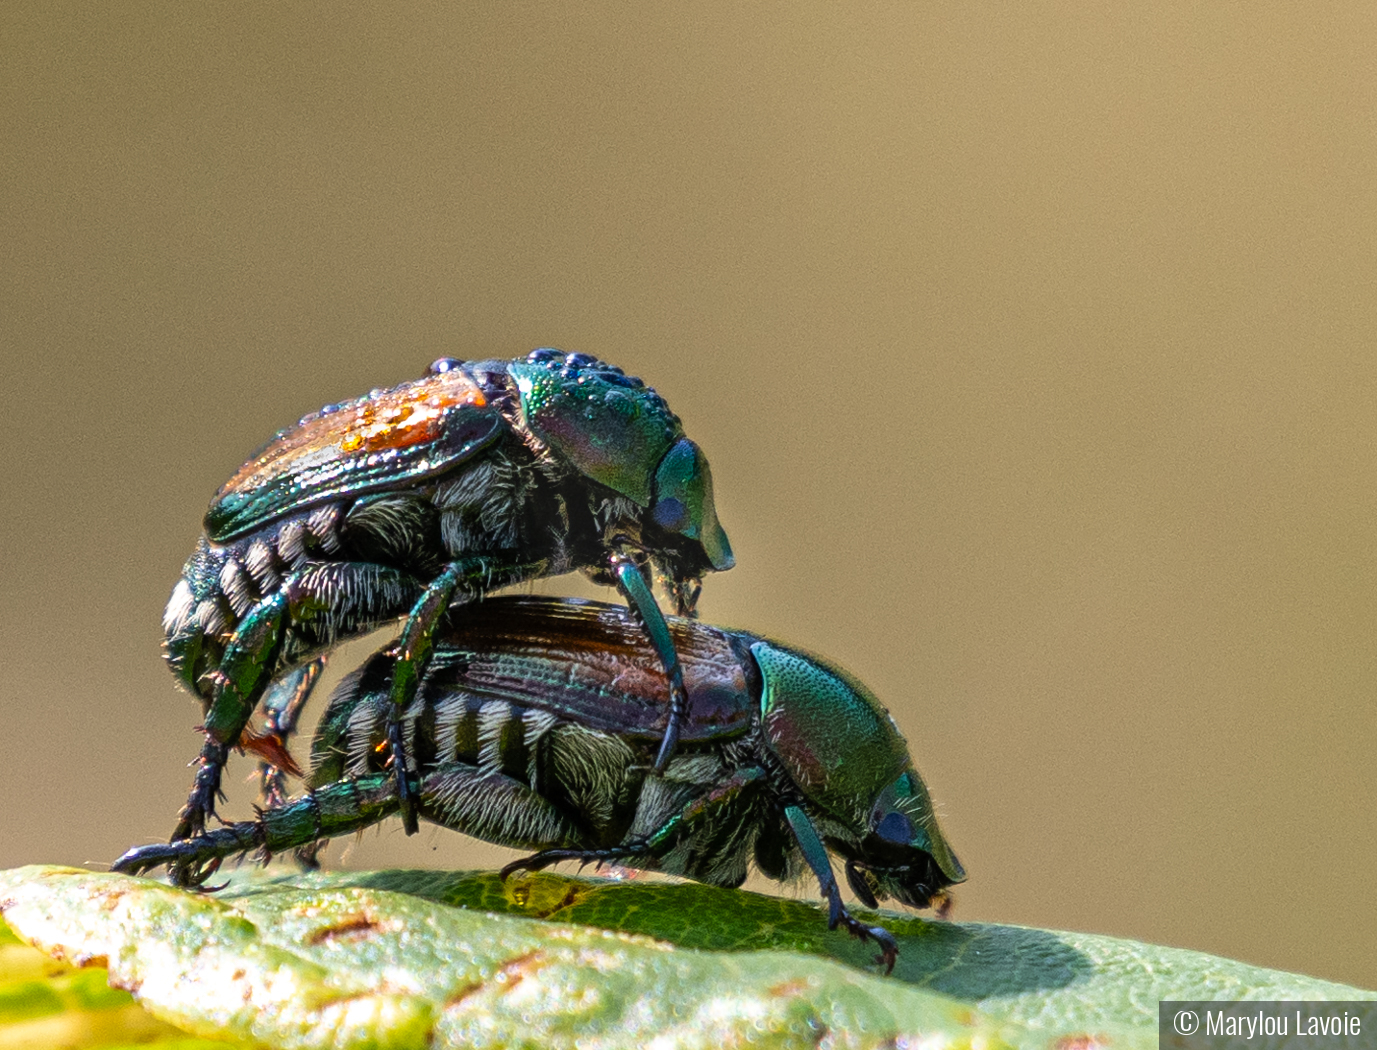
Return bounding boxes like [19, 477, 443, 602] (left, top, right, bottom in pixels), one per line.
[835, 911, 900, 975]
[498, 858, 534, 881]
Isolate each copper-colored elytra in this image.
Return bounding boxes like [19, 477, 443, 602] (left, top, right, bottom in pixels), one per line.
[339, 378, 487, 455]
[221, 370, 489, 494]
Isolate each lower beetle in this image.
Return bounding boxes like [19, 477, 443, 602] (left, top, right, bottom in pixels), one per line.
[161, 350, 732, 866]
[116, 596, 965, 971]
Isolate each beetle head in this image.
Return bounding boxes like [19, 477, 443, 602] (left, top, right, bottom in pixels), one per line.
[841, 768, 966, 910]
[751, 641, 965, 911]
[509, 349, 733, 579]
[647, 436, 734, 579]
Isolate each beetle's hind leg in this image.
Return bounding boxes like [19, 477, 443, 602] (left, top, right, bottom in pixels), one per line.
[172, 563, 421, 855]
[121, 773, 401, 885]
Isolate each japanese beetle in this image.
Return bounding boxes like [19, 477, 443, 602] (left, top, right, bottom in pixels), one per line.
[161, 351, 732, 862]
[117, 596, 966, 971]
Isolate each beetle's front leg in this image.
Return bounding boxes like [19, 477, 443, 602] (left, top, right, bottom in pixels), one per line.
[783, 804, 899, 973]
[667, 576, 702, 618]
[608, 549, 688, 774]
[387, 557, 549, 834]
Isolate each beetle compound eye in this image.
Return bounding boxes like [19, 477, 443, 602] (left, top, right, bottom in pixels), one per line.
[651, 496, 689, 533]
[428, 357, 464, 375]
[875, 810, 914, 845]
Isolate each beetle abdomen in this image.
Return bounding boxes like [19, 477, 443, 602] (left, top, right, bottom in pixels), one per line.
[315, 661, 644, 844]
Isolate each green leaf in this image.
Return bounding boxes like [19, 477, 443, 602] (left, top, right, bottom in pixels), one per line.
[0, 865, 1370, 1050]
[0, 884, 231, 1049]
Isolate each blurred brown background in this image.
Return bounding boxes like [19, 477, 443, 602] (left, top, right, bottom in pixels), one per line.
[2, 3, 1373, 988]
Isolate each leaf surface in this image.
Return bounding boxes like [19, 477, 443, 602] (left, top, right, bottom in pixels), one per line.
[0, 866, 1370, 1050]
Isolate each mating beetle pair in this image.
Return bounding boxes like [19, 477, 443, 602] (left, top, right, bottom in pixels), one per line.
[159, 350, 730, 870]
[116, 596, 966, 971]
[128, 349, 964, 967]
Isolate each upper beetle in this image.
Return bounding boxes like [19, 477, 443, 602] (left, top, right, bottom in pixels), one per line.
[161, 349, 732, 859]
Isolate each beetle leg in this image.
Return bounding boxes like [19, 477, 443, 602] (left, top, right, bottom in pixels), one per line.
[499, 844, 648, 879]
[117, 773, 400, 884]
[608, 550, 687, 775]
[172, 586, 292, 844]
[844, 858, 881, 910]
[258, 656, 327, 809]
[501, 766, 767, 880]
[387, 564, 461, 835]
[639, 765, 766, 852]
[122, 760, 580, 885]
[174, 563, 422, 851]
[784, 804, 900, 973]
[387, 558, 550, 835]
[173, 738, 233, 843]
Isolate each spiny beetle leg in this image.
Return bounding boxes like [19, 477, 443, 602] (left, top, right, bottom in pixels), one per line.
[180, 562, 421, 844]
[117, 824, 257, 883]
[500, 766, 767, 881]
[609, 551, 687, 774]
[175, 593, 289, 840]
[819, 870, 899, 972]
[386, 558, 549, 835]
[118, 773, 400, 885]
[171, 738, 231, 842]
[831, 904, 900, 974]
[388, 717, 418, 833]
[258, 657, 326, 808]
[499, 843, 652, 881]
[784, 803, 900, 974]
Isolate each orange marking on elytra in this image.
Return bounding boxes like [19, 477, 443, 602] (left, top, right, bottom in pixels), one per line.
[218, 370, 489, 496]
[339, 381, 486, 455]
